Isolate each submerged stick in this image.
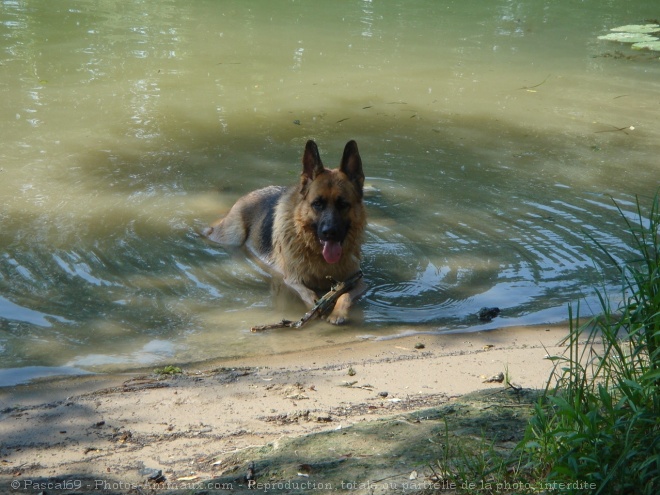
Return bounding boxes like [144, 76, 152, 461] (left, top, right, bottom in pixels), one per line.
[250, 319, 297, 331]
[518, 74, 551, 91]
[594, 124, 633, 134]
[251, 270, 363, 332]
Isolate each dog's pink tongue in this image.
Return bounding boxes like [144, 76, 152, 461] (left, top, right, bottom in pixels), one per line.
[322, 241, 342, 264]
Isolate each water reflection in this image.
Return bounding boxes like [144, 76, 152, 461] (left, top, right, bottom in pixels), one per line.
[360, 0, 375, 39]
[1, 0, 659, 384]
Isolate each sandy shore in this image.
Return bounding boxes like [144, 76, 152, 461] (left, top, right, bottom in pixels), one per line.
[0, 325, 569, 493]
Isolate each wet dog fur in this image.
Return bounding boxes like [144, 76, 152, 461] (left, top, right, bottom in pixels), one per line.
[203, 140, 366, 324]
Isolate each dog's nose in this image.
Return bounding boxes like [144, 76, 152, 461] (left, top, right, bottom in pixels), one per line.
[321, 224, 338, 239]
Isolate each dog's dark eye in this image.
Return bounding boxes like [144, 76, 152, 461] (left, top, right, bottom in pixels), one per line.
[336, 198, 350, 211]
[311, 198, 325, 211]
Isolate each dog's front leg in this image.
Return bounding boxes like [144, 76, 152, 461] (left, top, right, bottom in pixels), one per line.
[284, 278, 318, 308]
[326, 278, 367, 325]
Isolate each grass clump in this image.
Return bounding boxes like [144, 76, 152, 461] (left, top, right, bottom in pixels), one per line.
[154, 365, 183, 376]
[521, 193, 660, 494]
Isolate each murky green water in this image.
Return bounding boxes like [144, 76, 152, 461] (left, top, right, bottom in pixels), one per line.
[1, 0, 659, 385]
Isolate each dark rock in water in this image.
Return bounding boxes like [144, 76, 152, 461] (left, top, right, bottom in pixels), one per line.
[477, 307, 501, 321]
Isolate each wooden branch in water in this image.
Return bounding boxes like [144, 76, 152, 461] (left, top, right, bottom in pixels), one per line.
[251, 270, 363, 332]
[594, 124, 633, 134]
[518, 74, 551, 90]
[250, 319, 296, 331]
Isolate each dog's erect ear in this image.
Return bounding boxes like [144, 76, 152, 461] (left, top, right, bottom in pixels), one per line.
[301, 140, 325, 189]
[340, 140, 364, 198]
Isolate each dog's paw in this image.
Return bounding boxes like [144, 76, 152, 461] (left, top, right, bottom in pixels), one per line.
[326, 313, 348, 326]
[326, 293, 352, 325]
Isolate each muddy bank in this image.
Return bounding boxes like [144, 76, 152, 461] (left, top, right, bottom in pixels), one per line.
[0, 326, 567, 494]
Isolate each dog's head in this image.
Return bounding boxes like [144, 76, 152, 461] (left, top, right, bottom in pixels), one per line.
[298, 140, 365, 264]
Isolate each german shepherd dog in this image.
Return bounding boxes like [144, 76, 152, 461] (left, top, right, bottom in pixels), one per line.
[203, 140, 366, 325]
